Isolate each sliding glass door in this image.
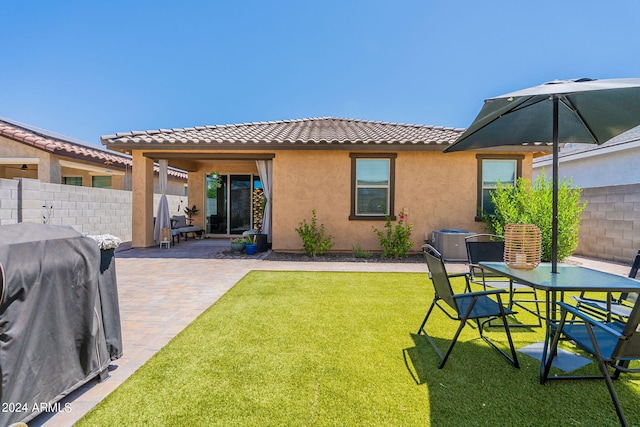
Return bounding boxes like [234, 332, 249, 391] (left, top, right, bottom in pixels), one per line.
[205, 174, 261, 236]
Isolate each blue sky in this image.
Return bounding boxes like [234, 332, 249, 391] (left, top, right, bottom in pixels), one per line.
[2, 0, 640, 146]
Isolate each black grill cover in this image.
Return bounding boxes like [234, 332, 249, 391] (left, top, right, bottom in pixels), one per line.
[0, 223, 121, 425]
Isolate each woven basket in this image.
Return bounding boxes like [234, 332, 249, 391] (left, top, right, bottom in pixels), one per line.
[503, 223, 542, 270]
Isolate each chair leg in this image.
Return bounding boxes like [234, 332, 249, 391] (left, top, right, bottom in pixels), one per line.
[508, 285, 543, 328]
[532, 289, 543, 327]
[583, 324, 629, 427]
[419, 299, 466, 369]
[478, 303, 519, 368]
[542, 310, 567, 383]
[417, 300, 438, 335]
[596, 358, 628, 427]
[544, 315, 629, 426]
[497, 310, 519, 368]
[437, 319, 467, 369]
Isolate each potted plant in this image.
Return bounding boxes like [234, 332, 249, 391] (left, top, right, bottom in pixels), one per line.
[244, 234, 258, 255]
[230, 237, 245, 254]
[184, 204, 199, 225]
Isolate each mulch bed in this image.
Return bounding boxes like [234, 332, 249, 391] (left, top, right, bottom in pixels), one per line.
[265, 251, 425, 263]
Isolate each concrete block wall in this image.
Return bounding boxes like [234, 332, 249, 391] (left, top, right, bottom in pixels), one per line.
[0, 178, 19, 225]
[577, 183, 640, 264]
[0, 177, 184, 243]
[17, 177, 133, 241]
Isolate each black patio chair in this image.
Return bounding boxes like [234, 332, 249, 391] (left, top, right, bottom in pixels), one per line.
[418, 244, 519, 369]
[572, 250, 640, 322]
[465, 233, 542, 326]
[542, 297, 640, 426]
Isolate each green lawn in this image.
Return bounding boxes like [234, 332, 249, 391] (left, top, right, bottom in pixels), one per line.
[77, 271, 640, 426]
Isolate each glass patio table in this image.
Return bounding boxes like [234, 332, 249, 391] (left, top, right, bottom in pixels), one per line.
[479, 262, 640, 382]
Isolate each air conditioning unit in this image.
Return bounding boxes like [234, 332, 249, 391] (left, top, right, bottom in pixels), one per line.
[431, 229, 474, 261]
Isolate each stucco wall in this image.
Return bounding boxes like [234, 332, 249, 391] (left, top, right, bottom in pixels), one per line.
[0, 177, 182, 243]
[533, 144, 640, 188]
[270, 150, 531, 252]
[576, 183, 640, 263]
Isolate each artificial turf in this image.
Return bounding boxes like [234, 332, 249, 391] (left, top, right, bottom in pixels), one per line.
[77, 271, 640, 426]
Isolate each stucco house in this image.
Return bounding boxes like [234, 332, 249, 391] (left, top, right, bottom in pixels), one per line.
[533, 125, 640, 263]
[0, 117, 187, 194]
[102, 117, 546, 252]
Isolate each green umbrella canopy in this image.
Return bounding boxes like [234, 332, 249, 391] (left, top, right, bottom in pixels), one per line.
[445, 78, 640, 273]
[445, 78, 640, 152]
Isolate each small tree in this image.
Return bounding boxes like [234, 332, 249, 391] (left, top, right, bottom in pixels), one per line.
[485, 173, 586, 262]
[184, 204, 199, 224]
[295, 210, 334, 257]
[373, 211, 413, 259]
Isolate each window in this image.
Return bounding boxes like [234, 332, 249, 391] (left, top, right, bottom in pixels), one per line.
[92, 176, 112, 189]
[350, 153, 396, 219]
[63, 176, 82, 186]
[477, 155, 523, 217]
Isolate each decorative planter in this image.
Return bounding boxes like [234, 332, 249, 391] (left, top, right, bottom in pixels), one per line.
[504, 223, 542, 270]
[254, 233, 268, 252]
[230, 242, 245, 254]
[245, 243, 258, 255]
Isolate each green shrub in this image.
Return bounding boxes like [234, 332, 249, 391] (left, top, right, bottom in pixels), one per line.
[373, 212, 413, 259]
[485, 173, 587, 262]
[352, 244, 372, 259]
[295, 210, 335, 257]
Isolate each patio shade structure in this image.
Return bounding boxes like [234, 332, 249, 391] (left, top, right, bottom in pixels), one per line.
[444, 78, 640, 273]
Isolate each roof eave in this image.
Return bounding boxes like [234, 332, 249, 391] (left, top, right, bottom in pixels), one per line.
[102, 141, 456, 152]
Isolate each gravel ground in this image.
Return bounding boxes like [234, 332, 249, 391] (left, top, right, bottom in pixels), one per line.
[265, 251, 425, 263]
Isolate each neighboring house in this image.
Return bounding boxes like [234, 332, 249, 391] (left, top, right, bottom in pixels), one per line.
[533, 125, 640, 263]
[0, 117, 187, 194]
[101, 117, 546, 251]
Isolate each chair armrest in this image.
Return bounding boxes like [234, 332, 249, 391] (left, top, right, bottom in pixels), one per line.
[428, 272, 469, 280]
[557, 302, 624, 338]
[453, 289, 506, 299]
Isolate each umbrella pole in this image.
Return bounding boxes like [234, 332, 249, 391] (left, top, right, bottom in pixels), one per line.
[552, 95, 559, 274]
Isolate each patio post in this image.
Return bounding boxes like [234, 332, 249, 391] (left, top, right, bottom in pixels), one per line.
[131, 151, 154, 247]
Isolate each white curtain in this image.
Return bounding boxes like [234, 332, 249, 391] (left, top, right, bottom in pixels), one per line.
[153, 159, 171, 243]
[256, 160, 273, 243]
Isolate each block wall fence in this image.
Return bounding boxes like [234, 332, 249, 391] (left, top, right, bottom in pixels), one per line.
[0, 177, 183, 243]
[576, 183, 640, 264]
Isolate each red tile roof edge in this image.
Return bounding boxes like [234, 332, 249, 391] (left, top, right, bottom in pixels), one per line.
[0, 118, 188, 180]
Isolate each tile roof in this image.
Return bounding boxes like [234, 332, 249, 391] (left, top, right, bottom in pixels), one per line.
[101, 117, 466, 149]
[0, 117, 187, 180]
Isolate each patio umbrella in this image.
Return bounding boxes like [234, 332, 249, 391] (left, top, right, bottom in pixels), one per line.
[444, 78, 640, 273]
[153, 159, 171, 244]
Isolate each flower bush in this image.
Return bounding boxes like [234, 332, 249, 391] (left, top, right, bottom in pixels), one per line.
[295, 209, 334, 257]
[373, 211, 413, 259]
